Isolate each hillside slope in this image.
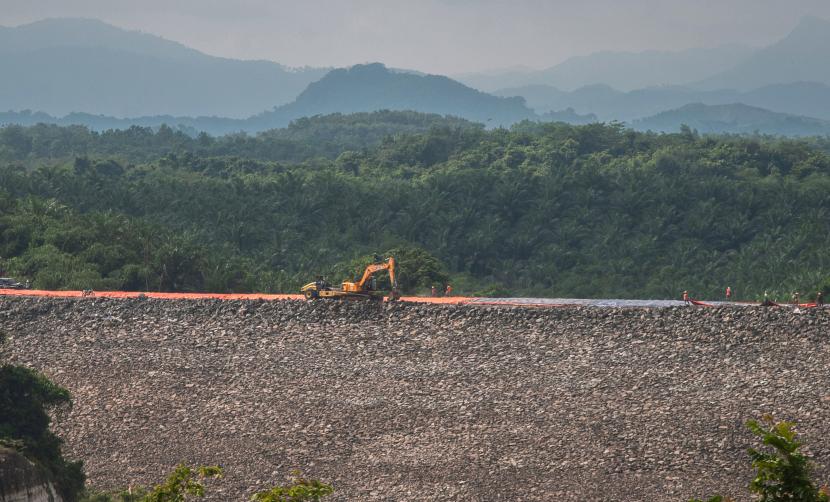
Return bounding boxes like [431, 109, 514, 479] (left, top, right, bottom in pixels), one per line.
[3, 298, 829, 501]
[249, 63, 536, 129]
[633, 102, 830, 135]
[456, 45, 754, 92]
[0, 63, 535, 134]
[696, 16, 830, 90]
[497, 81, 830, 123]
[0, 18, 328, 118]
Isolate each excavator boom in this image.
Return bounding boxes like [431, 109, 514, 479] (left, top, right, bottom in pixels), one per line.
[356, 256, 397, 289]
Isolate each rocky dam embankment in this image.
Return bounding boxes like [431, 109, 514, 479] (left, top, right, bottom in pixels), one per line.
[1, 297, 828, 501]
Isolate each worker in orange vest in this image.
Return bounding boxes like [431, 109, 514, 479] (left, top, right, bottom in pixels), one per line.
[445, 284, 453, 297]
[725, 286, 732, 301]
[682, 290, 689, 304]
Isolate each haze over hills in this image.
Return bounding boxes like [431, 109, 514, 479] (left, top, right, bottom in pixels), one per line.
[468, 15, 830, 129]
[495, 81, 830, 123]
[247, 63, 535, 130]
[633, 103, 830, 136]
[695, 16, 830, 91]
[3, 16, 830, 137]
[0, 18, 328, 118]
[1, 64, 536, 134]
[455, 45, 755, 93]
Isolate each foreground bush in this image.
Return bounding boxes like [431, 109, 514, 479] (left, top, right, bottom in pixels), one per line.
[142, 464, 223, 502]
[251, 471, 334, 502]
[692, 416, 829, 502]
[81, 467, 333, 502]
[0, 363, 85, 501]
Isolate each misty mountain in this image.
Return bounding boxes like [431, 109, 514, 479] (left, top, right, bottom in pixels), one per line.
[456, 45, 755, 93]
[247, 63, 535, 129]
[2, 64, 536, 134]
[495, 84, 740, 121]
[0, 18, 328, 118]
[0, 109, 212, 135]
[696, 16, 830, 91]
[633, 103, 830, 136]
[540, 108, 597, 125]
[497, 81, 830, 122]
[740, 82, 830, 120]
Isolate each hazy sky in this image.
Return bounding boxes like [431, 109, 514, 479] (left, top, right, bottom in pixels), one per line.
[3, 0, 830, 74]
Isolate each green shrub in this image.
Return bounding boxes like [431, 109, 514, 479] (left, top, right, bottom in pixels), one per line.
[143, 464, 223, 502]
[472, 284, 512, 297]
[692, 416, 829, 502]
[746, 417, 828, 502]
[251, 471, 334, 502]
[0, 364, 85, 501]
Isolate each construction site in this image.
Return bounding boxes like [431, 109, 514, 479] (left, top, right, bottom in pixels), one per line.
[1, 292, 828, 501]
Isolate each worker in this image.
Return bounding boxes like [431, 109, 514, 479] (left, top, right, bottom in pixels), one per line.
[682, 290, 689, 304]
[725, 286, 732, 301]
[445, 284, 453, 297]
[792, 291, 800, 305]
[431, 285, 437, 297]
[818, 291, 824, 307]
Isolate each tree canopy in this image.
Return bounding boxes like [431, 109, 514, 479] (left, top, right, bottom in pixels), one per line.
[1, 115, 829, 299]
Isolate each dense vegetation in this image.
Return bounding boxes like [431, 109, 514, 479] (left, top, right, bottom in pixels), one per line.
[0, 111, 481, 164]
[0, 331, 86, 501]
[692, 417, 829, 502]
[1, 113, 829, 299]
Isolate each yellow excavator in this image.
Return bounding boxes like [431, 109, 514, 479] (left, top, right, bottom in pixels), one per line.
[301, 256, 401, 301]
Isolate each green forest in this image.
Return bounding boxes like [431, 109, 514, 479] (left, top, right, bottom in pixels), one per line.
[1, 112, 829, 300]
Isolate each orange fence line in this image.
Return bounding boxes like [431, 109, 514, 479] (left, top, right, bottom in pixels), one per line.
[0, 289, 474, 303]
[0, 289, 822, 308]
[0, 289, 303, 301]
[399, 296, 472, 304]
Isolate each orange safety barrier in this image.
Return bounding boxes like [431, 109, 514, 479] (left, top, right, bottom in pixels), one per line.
[689, 299, 714, 307]
[0, 288, 303, 301]
[0, 289, 476, 304]
[1, 289, 822, 308]
[468, 300, 569, 308]
[400, 296, 472, 304]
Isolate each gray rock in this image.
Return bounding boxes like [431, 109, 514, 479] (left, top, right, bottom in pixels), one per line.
[0, 298, 827, 501]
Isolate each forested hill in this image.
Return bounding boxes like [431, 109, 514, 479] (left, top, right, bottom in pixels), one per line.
[0, 111, 482, 163]
[250, 63, 536, 129]
[1, 115, 829, 300]
[633, 103, 830, 136]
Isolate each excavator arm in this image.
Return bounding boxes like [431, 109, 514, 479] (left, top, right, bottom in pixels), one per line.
[356, 256, 397, 290]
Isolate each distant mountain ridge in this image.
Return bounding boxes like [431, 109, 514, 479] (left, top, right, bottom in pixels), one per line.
[695, 16, 830, 91]
[5, 16, 830, 138]
[1, 64, 536, 134]
[0, 18, 328, 118]
[495, 81, 830, 122]
[247, 63, 535, 130]
[455, 45, 755, 92]
[461, 15, 830, 98]
[633, 103, 830, 136]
